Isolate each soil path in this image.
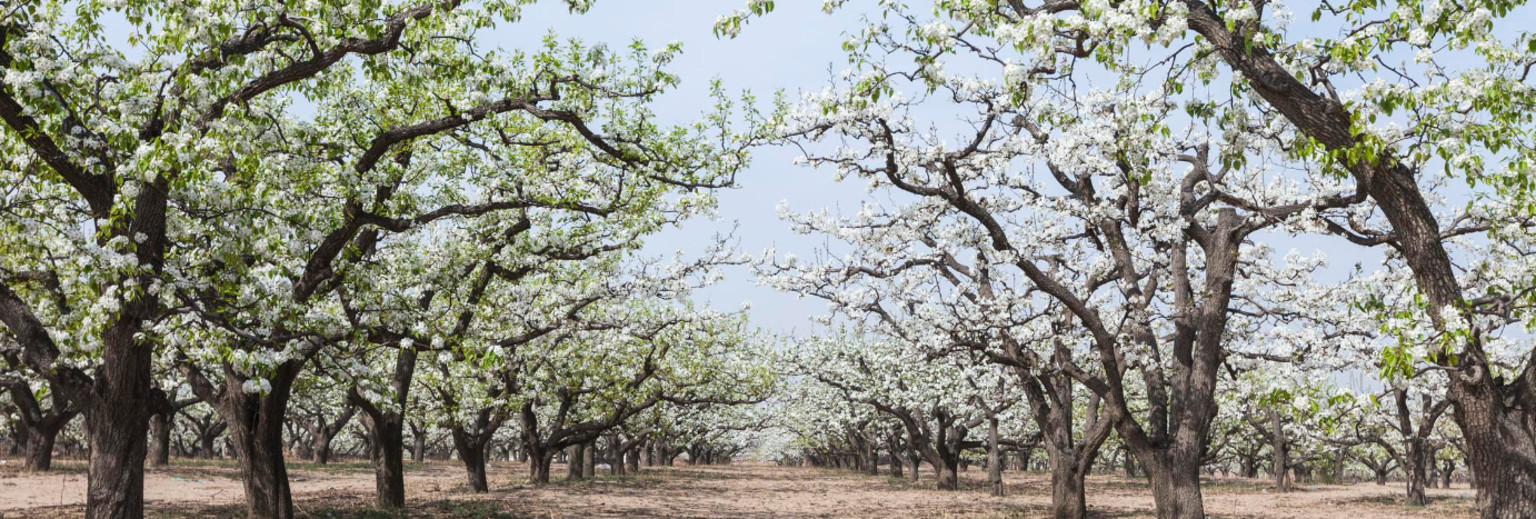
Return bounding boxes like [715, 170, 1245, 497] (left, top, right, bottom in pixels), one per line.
[0, 460, 1476, 518]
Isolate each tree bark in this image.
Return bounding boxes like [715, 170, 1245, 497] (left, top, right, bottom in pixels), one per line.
[185, 358, 306, 519]
[22, 420, 61, 472]
[583, 440, 596, 478]
[1142, 450, 1207, 519]
[349, 346, 416, 511]
[360, 415, 405, 511]
[454, 433, 490, 492]
[1406, 437, 1430, 506]
[1271, 409, 1291, 493]
[147, 411, 172, 468]
[528, 446, 554, 484]
[411, 422, 428, 463]
[567, 443, 585, 481]
[987, 418, 1003, 496]
[1050, 454, 1090, 519]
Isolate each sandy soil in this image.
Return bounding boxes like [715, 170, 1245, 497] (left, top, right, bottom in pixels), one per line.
[0, 458, 1475, 518]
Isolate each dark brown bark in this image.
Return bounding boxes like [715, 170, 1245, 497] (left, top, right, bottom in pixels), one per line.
[84, 336, 158, 519]
[359, 414, 405, 510]
[411, 421, 428, 463]
[307, 403, 357, 465]
[1049, 453, 1090, 519]
[460, 441, 489, 492]
[22, 420, 60, 471]
[566, 443, 586, 480]
[2, 381, 78, 473]
[147, 412, 171, 468]
[447, 408, 504, 493]
[1142, 449, 1207, 519]
[184, 358, 307, 519]
[1271, 409, 1291, 493]
[528, 447, 554, 484]
[348, 346, 417, 511]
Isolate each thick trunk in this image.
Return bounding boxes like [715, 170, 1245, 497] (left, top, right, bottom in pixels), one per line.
[363, 416, 405, 511]
[1406, 439, 1430, 506]
[191, 360, 304, 519]
[1049, 456, 1089, 519]
[83, 346, 155, 519]
[936, 461, 958, 490]
[1144, 452, 1206, 519]
[528, 449, 553, 484]
[456, 438, 489, 493]
[147, 412, 172, 468]
[412, 428, 428, 463]
[567, 444, 585, 481]
[230, 421, 294, 519]
[450, 423, 494, 492]
[610, 438, 626, 476]
[311, 431, 334, 464]
[351, 347, 413, 511]
[23, 422, 60, 472]
[626, 446, 641, 473]
[1452, 386, 1536, 519]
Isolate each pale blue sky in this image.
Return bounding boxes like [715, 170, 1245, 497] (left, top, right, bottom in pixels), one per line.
[487, 1, 874, 335]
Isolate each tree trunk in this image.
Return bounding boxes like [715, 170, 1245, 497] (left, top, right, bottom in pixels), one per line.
[311, 430, 335, 464]
[1271, 409, 1291, 493]
[362, 416, 405, 511]
[455, 436, 489, 493]
[1406, 438, 1430, 506]
[83, 343, 156, 519]
[987, 418, 1003, 496]
[147, 411, 172, 468]
[23, 421, 61, 472]
[412, 426, 428, 463]
[1143, 452, 1206, 519]
[583, 441, 596, 478]
[936, 460, 958, 490]
[567, 444, 585, 481]
[229, 419, 294, 519]
[528, 448, 553, 484]
[1049, 455, 1089, 519]
[188, 359, 305, 519]
[1332, 448, 1348, 484]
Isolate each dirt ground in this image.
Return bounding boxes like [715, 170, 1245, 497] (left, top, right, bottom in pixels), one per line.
[0, 458, 1475, 518]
